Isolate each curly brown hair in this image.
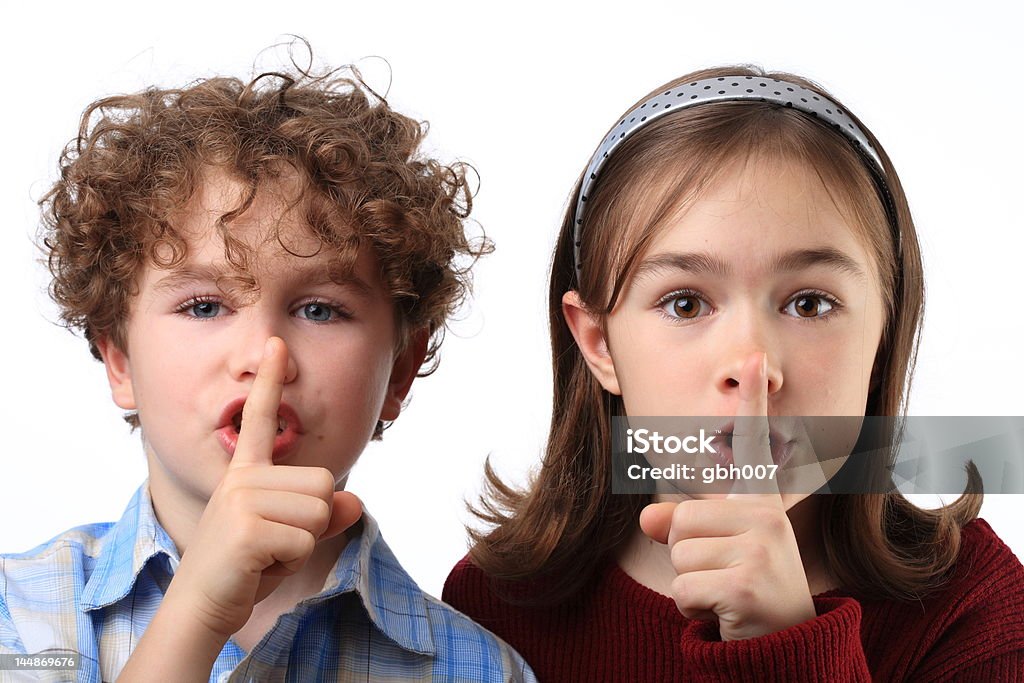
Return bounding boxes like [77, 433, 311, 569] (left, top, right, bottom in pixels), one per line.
[39, 46, 489, 436]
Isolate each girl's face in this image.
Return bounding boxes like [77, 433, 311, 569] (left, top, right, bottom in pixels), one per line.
[567, 157, 888, 505]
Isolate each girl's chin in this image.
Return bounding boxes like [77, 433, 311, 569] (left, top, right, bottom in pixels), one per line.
[654, 491, 811, 510]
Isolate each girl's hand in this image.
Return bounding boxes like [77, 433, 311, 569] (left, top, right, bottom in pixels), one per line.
[639, 352, 817, 641]
[165, 336, 363, 640]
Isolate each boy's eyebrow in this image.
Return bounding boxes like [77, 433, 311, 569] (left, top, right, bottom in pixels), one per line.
[151, 266, 222, 293]
[152, 264, 373, 295]
[633, 247, 868, 282]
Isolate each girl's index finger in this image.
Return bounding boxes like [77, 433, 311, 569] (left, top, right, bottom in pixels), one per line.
[728, 352, 783, 500]
[231, 337, 288, 469]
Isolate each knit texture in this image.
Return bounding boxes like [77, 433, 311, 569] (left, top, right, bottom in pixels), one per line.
[443, 518, 1024, 682]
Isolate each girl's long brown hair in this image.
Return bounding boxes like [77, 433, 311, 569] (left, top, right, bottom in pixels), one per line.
[467, 66, 981, 605]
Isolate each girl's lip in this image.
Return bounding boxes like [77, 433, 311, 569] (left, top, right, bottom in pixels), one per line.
[709, 439, 795, 468]
[710, 421, 795, 468]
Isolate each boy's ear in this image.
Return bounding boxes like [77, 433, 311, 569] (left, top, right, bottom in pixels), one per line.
[379, 328, 429, 422]
[561, 290, 621, 395]
[95, 336, 137, 410]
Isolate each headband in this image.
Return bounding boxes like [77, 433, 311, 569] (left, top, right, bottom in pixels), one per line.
[572, 75, 897, 277]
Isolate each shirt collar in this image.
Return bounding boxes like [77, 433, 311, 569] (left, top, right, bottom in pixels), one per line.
[312, 508, 435, 656]
[78, 484, 435, 656]
[80, 482, 180, 612]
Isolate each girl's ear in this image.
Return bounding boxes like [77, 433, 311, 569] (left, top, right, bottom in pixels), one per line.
[95, 336, 137, 410]
[562, 290, 622, 395]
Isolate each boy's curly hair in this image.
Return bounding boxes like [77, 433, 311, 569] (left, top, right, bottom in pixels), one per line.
[39, 48, 488, 436]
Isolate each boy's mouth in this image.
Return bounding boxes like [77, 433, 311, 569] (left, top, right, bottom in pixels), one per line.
[230, 412, 287, 435]
[216, 398, 304, 460]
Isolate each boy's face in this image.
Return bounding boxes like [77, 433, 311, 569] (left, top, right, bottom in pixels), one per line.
[97, 169, 421, 510]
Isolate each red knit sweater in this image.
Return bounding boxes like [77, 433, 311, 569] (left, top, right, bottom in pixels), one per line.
[443, 518, 1024, 682]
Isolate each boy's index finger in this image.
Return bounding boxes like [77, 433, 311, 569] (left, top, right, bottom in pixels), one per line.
[231, 337, 288, 469]
[728, 352, 783, 499]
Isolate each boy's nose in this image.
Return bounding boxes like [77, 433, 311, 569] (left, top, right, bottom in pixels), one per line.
[227, 322, 299, 384]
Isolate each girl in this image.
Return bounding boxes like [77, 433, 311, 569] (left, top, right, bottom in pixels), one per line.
[443, 67, 1024, 681]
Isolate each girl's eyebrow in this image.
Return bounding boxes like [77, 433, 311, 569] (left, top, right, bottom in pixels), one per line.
[634, 247, 868, 282]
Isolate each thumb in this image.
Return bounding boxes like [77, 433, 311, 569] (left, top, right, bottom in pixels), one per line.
[639, 502, 676, 545]
[320, 491, 363, 541]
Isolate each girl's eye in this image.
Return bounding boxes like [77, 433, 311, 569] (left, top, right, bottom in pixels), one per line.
[784, 293, 835, 319]
[658, 291, 710, 320]
[294, 301, 348, 323]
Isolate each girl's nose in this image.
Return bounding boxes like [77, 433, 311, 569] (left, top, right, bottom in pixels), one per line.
[720, 351, 783, 395]
[716, 315, 784, 397]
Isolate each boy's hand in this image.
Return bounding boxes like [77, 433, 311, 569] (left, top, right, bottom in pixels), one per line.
[165, 337, 363, 640]
[639, 352, 816, 641]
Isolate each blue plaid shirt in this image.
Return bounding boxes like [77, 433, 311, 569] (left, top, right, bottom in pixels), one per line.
[0, 484, 535, 682]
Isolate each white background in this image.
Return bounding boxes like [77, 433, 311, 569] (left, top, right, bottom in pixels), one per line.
[1, 1, 1021, 598]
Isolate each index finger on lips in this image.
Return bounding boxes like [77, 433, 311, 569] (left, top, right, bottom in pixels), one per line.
[728, 352, 782, 499]
[231, 337, 288, 469]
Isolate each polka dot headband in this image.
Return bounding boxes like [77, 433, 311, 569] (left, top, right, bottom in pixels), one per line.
[572, 76, 898, 277]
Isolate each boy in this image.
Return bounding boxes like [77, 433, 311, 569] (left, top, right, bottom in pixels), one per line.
[0, 54, 535, 682]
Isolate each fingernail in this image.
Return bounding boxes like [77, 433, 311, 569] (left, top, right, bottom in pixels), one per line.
[264, 338, 275, 359]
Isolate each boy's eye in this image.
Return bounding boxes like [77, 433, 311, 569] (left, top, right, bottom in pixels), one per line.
[784, 294, 834, 318]
[296, 302, 340, 322]
[661, 294, 708, 320]
[178, 299, 223, 318]
[193, 301, 219, 318]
